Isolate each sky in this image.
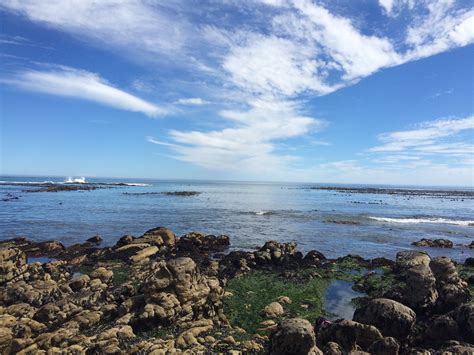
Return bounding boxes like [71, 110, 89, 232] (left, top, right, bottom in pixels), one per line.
[0, 0, 473, 186]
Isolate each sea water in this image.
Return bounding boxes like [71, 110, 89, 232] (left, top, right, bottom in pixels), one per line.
[1, 176, 473, 262]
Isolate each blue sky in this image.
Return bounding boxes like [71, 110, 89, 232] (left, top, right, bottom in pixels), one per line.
[0, 0, 473, 185]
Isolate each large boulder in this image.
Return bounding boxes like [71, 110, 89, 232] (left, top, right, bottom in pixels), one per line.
[353, 298, 416, 338]
[177, 232, 230, 255]
[317, 320, 382, 351]
[430, 257, 470, 311]
[271, 318, 322, 355]
[0, 247, 27, 284]
[396, 251, 438, 310]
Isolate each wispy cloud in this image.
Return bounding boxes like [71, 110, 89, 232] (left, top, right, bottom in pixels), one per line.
[175, 98, 210, 105]
[1, 0, 473, 181]
[2, 66, 166, 117]
[369, 116, 474, 154]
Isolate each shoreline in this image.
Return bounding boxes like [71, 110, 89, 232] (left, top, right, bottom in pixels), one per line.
[0, 227, 473, 353]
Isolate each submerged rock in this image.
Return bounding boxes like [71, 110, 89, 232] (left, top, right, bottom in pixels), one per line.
[412, 238, 453, 248]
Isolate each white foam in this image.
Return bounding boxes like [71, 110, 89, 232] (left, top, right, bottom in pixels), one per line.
[369, 216, 474, 226]
[65, 177, 86, 184]
[121, 183, 150, 186]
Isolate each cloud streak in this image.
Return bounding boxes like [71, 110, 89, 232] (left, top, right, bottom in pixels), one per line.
[2, 66, 166, 117]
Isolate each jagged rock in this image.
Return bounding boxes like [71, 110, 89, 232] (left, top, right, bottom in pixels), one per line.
[0, 247, 27, 284]
[255, 241, 302, 267]
[69, 274, 90, 292]
[367, 337, 399, 355]
[141, 227, 177, 248]
[0, 327, 12, 354]
[412, 238, 453, 248]
[317, 320, 383, 351]
[302, 250, 326, 266]
[353, 298, 416, 338]
[396, 251, 438, 310]
[271, 318, 322, 355]
[138, 257, 223, 326]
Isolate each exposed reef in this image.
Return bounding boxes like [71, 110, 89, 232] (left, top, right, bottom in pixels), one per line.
[0, 228, 472, 354]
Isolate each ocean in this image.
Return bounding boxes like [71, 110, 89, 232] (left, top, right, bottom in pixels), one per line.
[1, 176, 473, 262]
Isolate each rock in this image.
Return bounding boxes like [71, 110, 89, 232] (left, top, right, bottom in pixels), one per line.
[465, 257, 474, 267]
[90, 267, 114, 283]
[129, 245, 159, 263]
[353, 298, 416, 338]
[0, 247, 27, 284]
[138, 257, 223, 327]
[434, 344, 474, 354]
[141, 227, 176, 248]
[69, 274, 90, 291]
[86, 236, 103, 244]
[223, 335, 236, 345]
[430, 257, 470, 311]
[396, 251, 438, 310]
[323, 342, 343, 355]
[0, 327, 12, 354]
[302, 250, 326, 266]
[277, 296, 292, 304]
[177, 232, 230, 255]
[449, 303, 474, 343]
[318, 320, 382, 351]
[412, 238, 453, 248]
[367, 337, 399, 355]
[271, 318, 322, 355]
[263, 302, 285, 318]
[424, 314, 459, 341]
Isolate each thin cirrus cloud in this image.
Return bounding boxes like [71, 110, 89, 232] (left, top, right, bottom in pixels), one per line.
[369, 116, 474, 154]
[175, 98, 210, 105]
[2, 66, 166, 117]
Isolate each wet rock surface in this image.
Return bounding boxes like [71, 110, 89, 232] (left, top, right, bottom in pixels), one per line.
[0, 227, 472, 354]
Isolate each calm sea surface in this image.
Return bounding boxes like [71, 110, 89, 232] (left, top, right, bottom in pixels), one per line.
[1, 176, 473, 262]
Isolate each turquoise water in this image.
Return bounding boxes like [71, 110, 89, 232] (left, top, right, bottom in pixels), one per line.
[1, 176, 473, 261]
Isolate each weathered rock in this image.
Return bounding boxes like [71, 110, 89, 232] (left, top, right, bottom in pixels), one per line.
[412, 238, 453, 248]
[434, 344, 474, 354]
[0, 247, 27, 284]
[465, 257, 474, 267]
[138, 257, 223, 327]
[86, 235, 103, 244]
[318, 320, 383, 351]
[424, 314, 459, 341]
[0, 327, 12, 354]
[367, 337, 399, 355]
[141, 227, 176, 248]
[430, 257, 470, 311]
[396, 251, 438, 310]
[129, 245, 159, 263]
[177, 232, 230, 255]
[353, 298, 416, 338]
[271, 318, 322, 355]
[263, 302, 285, 318]
[323, 342, 343, 355]
[90, 267, 114, 283]
[69, 274, 90, 292]
[449, 303, 474, 343]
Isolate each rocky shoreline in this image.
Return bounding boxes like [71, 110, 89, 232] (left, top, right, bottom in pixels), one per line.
[0, 228, 473, 354]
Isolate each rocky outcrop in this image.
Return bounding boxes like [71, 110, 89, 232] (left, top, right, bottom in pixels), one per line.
[271, 318, 322, 355]
[0, 247, 27, 284]
[137, 257, 224, 327]
[412, 238, 453, 248]
[430, 256, 470, 311]
[353, 298, 416, 338]
[395, 251, 438, 310]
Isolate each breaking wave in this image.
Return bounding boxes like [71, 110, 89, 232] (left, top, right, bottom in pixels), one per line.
[368, 216, 474, 226]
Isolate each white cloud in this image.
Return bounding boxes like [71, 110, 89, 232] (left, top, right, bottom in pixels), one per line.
[176, 98, 209, 105]
[370, 116, 474, 153]
[3, 66, 166, 117]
